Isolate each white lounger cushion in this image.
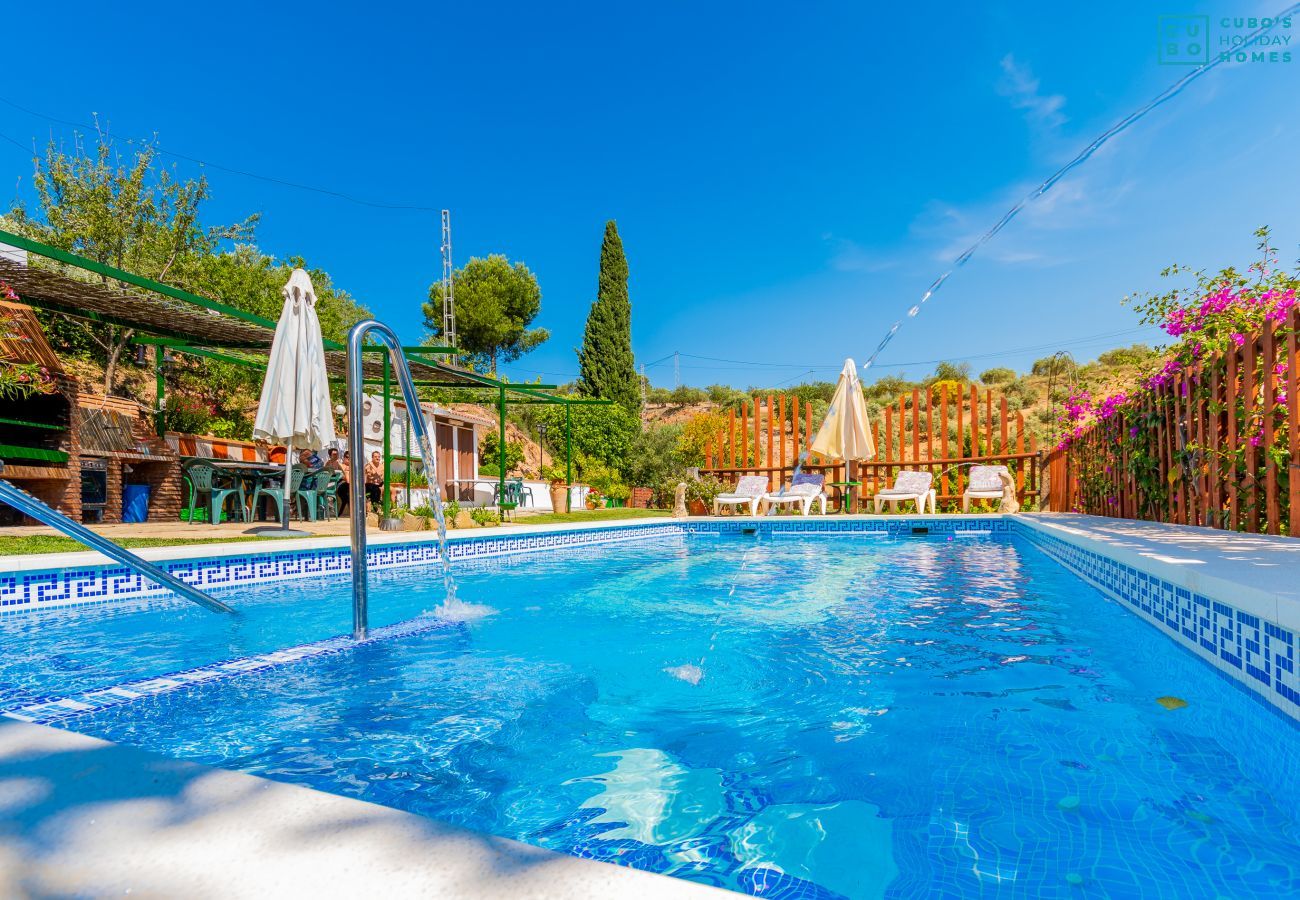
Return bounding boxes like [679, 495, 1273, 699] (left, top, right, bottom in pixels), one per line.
[718, 475, 769, 499]
[967, 466, 1006, 493]
[880, 471, 933, 494]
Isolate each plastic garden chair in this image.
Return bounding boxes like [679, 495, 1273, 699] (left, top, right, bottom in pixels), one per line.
[184, 462, 247, 525]
[511, 477, 534, 508]
[295, 470, 334, 522]
[253, 466, 306, 522]
[317, 470, 344, 519]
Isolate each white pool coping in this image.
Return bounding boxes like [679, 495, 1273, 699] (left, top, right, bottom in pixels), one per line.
[1014, 513, 1300, 630]
[0, 720, 725, 899]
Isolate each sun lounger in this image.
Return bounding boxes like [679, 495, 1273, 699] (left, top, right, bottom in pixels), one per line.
[763, 472, 827, 516]
[871, 470, 936, 514]
[713, 475, 769, 516]
[962, 465, 1010, 512]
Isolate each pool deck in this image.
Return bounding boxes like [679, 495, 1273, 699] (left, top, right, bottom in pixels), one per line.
[0, 720, 725, 899]
[1016, 513, 1300, 629]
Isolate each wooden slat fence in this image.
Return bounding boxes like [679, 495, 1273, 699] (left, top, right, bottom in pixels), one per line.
[1044, 305, 1298, 535]
[702, 386, 1041, 508]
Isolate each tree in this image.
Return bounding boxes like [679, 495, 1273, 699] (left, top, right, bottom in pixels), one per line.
[930, 361, 971, 384]
[11, 127, 255, 393]
[479, 431, 525, 474]
[534, 401, 639, 474]
[577, 221, 638, 411]
[979, 366, 1016, 385]
[423, 255, 547, 375]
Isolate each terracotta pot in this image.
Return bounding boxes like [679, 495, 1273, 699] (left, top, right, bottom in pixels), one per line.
[549, 483, 569, 512]
[688, 499, 707, 516]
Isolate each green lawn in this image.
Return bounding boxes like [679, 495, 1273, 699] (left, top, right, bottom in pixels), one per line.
[512, 508, 673, 525]
[0, 534, 294, 556]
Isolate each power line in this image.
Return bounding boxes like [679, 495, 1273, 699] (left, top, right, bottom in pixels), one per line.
[0, 96, 441, 212]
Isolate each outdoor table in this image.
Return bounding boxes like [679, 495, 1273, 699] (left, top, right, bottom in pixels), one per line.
[828, 480, 862, 514]
[185, 459, 286, 521]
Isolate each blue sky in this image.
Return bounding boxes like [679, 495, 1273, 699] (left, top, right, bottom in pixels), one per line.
[2, 1, 1298, 388]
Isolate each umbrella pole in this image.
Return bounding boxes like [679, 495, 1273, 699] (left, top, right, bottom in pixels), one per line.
[282, 441, 293, 530]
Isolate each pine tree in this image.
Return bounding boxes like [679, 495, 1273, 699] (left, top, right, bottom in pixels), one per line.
[578, 221, 638, 411]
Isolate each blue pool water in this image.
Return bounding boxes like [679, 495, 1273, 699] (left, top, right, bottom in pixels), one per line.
[6, 533, 1300, 898]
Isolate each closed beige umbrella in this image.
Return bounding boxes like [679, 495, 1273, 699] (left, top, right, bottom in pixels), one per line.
[810, 358, 875, 462]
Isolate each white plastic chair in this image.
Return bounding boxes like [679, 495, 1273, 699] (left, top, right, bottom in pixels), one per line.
[763, 473, 827, 516]
[872, 470, 936, 514]
[713, 475, 769, 516]
[962, 465, 1010, 512]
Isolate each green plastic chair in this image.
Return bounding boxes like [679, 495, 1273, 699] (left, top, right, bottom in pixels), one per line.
[295, 470, 335, 522]
[184, 462, 247, 525]
[315, 470, 344, 519]
[253, 466, 306, 522]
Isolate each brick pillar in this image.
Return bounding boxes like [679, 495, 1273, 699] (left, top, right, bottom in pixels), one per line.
[134, 458, 183, 522]
[99, 461, 121, 524]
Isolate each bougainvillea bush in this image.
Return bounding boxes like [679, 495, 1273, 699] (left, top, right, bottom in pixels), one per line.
[1055, 229, 1296, 531]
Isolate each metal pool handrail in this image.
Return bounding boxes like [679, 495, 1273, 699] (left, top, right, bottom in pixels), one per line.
[345, 320, 453, 640]
[0, 467, 235, 614]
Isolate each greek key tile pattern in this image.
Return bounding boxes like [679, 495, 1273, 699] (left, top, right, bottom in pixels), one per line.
[1014, 522, 1299, 721]
[0, 523, 685, 615]
[683, 517, 1011, 536]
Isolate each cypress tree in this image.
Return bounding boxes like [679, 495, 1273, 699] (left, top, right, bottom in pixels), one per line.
[578, 220, 638, 411]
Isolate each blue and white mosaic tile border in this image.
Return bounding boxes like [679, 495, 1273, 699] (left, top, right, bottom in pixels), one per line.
[0, 522, 685, 615]
[682, 516, 1011, 536]
[1012, 520, 1300, 722]
[1, 612, 456, 726]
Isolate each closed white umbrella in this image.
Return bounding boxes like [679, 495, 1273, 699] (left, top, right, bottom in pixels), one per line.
[253, 269, 336, 532]
[810, 358, 875, 462]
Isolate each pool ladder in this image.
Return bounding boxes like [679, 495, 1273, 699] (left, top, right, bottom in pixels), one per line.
[344, 320, 453, 640]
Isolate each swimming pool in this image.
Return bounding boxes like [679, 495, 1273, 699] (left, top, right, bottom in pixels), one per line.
[4, 529, 1300, 898]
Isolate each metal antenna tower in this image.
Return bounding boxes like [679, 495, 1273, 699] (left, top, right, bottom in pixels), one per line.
[640, 363, 647, 405]
[440, 210, 456, 350]
[673, 351, 680, 389]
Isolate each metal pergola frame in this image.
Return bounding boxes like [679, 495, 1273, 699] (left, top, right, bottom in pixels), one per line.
[0, 227, 612, 516]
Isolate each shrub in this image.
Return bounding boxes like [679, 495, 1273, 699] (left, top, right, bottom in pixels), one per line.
[628, 424, 688, 485]
[979, 367, 1016, 385]
[469, 506, 499, 527]
[928, 379, 966, 404]
[678, 412, 725, 467]
[685, 475, 726, 507]
[161, 394, 213, 434]
[1096, 344, 1157, 368]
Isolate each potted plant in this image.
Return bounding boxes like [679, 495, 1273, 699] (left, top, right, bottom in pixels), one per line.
[685, 476, 725, 516]
[540, 463, 569, 512]
[585, 489, 602, 510]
